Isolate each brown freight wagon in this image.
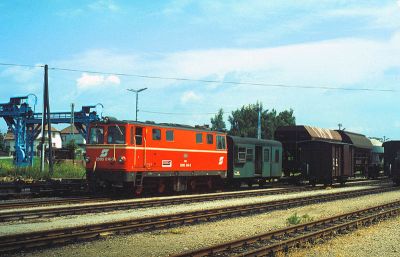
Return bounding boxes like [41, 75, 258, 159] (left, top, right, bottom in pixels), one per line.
[275, 125, 353, 184]
[336, 130, 373, 177]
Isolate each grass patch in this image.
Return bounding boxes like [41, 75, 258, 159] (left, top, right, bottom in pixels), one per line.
[286, 212, 314, 226]
[0, 158, 85, 180]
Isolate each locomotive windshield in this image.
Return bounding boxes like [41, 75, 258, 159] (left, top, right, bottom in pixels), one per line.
[107, 125, 126, 144]
[89, 127, 104, 144]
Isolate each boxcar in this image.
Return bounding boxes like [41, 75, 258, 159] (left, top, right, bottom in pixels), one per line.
[226, 136, 282, 187]
[383, 140, 400, 185]
[85, 119, 227, 194]
[275, 125, 353, 184]
[336, 130, 373, 177]
[369, 138, 384, 178]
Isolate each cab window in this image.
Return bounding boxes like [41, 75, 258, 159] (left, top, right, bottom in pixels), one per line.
[107, 126, 126, 144]
[166, 130, 174, 141]
[196, 133, 203, 144]
[206, 134, 213, 144]
[216, 135, 226, 150]
[89, 127, 104, 144]
[152, 128, 161, 140]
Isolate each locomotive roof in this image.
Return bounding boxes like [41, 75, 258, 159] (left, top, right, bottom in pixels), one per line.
[228, 135, 282, 147]
[92, 118, 226, 134]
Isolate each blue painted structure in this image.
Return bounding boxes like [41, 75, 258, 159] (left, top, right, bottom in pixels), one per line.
[0, 96, 100, 167]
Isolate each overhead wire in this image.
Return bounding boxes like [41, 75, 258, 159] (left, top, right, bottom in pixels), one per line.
[0, 62, 396, 92]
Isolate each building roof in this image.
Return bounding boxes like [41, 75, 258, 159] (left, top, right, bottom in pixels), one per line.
[60, 125, 81, 134]
[4, 125, 59, 140]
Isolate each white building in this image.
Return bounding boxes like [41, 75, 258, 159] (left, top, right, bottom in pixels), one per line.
[4, 125, 62, 156]
[60, 125, 86, 147]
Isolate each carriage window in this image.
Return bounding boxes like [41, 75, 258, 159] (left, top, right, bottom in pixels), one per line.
[196, 133, 203, 144]
[264, 149, 270, 162]
[89, 127, 104, 144]
[216, 135, 226, 149]
[166, 130, 174, 141]
[207, 134, 213, 144]
[152, 128, 161, 140]
[275, 149, 280, 163]
[237, 147, 246, 163]
[107, 126, 126, 144]
[135, 127, 143, 145]
[246, 148, 254, 162]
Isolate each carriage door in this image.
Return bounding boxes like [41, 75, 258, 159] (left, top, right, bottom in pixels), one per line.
[255, 146, 263, 175]
[271, 146, 281, 177]
[262, 147, 271, 177]
[134, 126, 145, 167]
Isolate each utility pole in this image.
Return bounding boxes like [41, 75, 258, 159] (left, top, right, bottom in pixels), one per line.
[338, 123, 343, 130]
[127, 88, 148, 121]
[40, 65, 53, 175]
[257, 106, 261, 139]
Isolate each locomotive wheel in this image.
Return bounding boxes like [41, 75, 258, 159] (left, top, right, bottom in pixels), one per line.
[135, 185, 144, 196]
[157, 180, 166, 194]
[206, 178, 213, 190]
[189, 179, 197, 191]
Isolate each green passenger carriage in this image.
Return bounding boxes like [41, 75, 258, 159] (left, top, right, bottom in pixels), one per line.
[226, 136, 282, 187]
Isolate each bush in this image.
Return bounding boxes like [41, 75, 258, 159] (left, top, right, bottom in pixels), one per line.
[0, 158, 85, 180]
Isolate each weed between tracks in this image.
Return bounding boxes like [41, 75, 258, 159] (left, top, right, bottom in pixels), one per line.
[286, 213, 314, 226]
[0, 158, 85, 180]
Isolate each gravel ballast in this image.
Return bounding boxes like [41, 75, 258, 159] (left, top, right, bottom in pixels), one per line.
[0, 185, 384, 236]
[7, 189, 400, 257]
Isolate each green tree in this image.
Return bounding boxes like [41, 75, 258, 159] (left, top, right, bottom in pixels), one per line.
[210, 108, 226, 131]
[228, 103, 295, 139]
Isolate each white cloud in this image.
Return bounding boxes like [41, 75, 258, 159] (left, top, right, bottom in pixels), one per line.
[0, 65, 43, 84]
[180, 91, 201, 104]
[76, 73, 120, 89]
[88, 0, 119, 12]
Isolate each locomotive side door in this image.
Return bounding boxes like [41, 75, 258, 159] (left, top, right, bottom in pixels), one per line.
[133, 126, 145, 168]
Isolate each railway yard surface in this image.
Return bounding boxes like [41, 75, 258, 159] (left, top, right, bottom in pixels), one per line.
[0, 181, 399, 257]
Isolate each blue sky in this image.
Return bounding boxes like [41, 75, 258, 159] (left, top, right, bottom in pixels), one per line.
[1, 0, 400, 139]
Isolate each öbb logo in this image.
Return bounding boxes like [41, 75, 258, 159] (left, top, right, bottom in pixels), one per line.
[99, 149, 109, 158]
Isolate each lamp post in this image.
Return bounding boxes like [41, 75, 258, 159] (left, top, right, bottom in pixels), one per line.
[127, 88, 147, 121]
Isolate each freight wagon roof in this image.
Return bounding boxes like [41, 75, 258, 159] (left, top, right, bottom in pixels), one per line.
[275, 125, 342, 142]
[383, 140, 400, 147]
[336, 130, 373, 150]
[91, 118, 226, 134]
[228, 136, 282, 147]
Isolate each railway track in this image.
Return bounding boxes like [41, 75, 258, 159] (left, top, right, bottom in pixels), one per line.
[0, 196, 111, 210]
[0, 178, 387, 211]
[0, 186, 397, 254]
[0, 186, 309, 222]
[0, 179, 389, 222]
[173, 199, 400, 257]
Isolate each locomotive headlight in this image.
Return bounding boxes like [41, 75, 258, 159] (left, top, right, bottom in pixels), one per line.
[118, 156, 126, 164]
[85, 156, 90, 163]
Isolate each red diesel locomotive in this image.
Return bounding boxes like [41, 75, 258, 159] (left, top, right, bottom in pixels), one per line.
[85, 118, 227, 194]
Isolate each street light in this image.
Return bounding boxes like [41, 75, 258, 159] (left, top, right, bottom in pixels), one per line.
[127, 88, 147, 121]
